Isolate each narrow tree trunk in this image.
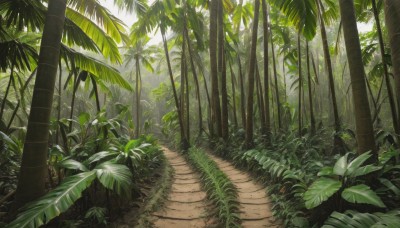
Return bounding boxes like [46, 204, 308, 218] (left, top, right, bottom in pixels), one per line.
[317, 0, 340, 132]
[245, 0, 260, 148]
[238, 56, 246, 129]
[14, 0, 67, 208]
[262, 0, 271, 142]
[185, 29, 203, 136]
[161, 28, 188, 149]
[56, 60, 62, 144]
[218, 0, 229, 140]
[339, 0, 377, 159]
[210, 0, 222, 138]
[297, 34, 303, 136]
[256, 62, 266, 133]
[229, 61, 238, 128]
[68, 73, 79, 132]
[306, 42, 316, 135]
[270, 30, 282, 129]
[372, 0, 398, 134]
[0, 63, 14, 120]
[91, 76, 101, 113]
[383, 0, 400, 135]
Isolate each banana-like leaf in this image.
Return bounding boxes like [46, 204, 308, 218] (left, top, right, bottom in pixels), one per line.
[58, 159, 89, 172]
[303, 178, 342, 209]
[346, 151, 372, 176]
[341, 184, 386, 208]
[95, 162, 132, 196]
[322, 210, 400, 228]
[60, 45, 132, 91]
[7, 171, 97, 228]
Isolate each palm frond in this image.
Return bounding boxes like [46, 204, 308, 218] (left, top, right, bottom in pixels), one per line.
[95, 162, 132, 196]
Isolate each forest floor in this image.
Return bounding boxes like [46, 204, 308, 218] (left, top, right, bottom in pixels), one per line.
[115, 147, 281, 227]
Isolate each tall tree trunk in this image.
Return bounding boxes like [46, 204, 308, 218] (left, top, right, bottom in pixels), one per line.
[338, 0, 377, 159]
[218, 0, 228, 140]
[270, 30, 282, 129]
[68, 72, 79, 132]
[161, 28, 188, 149]
[245, 0, 260, 148]
[14, 0, 67, 208]
[229, 61, 238, 128]
[210, 0, 222, 138]
[297, 34, 303, 136]
[384, 0, 400, 135]
[306, 42, 316, 135]
[317, 0, 340, 132]
[372, 0, 398, 133]
[256, 62, 266, 133]
[56, 61, 62, 144]
[238, 55, 246, 129]
[262, 0, 271, 143]
[135, 58, 140, 138]
[0, 61, 15, 121]
[91, 76, 101, 113]
[185, 30, 203, 136]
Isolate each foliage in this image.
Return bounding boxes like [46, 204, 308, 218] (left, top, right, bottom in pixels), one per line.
[322, 210, 400, 228]
[187, 148, 240, 227]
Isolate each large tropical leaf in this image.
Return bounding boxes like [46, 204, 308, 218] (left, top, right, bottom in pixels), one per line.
[95, 162, 132, 196]
[322, 210, 400, 228]
[333, 153, 348, 176]
[7, 171, 97, 228]
[65, 8, 122, 63]
[60, 44, 132, 91]
[303, 177, 342, 209]
[341, 184, 386, 208]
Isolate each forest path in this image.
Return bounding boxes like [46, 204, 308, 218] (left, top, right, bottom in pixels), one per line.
[207, 153, 281, 228]
[150, 147, 216, 227]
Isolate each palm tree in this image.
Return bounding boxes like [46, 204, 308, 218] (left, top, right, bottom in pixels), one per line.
[124, 36, 155, 138]
[384, 0, 400, 135]
[262, 0, 271, 142]
[245, 0, 260, 148]
[338, 0, 376, 159]
[14, 0, 67, 208]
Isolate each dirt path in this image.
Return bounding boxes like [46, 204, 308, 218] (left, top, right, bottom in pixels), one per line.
[150, 147, 215, 227]
[208, 153, 281, 228]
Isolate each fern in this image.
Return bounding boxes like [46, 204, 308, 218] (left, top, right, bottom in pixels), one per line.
[323, 210, 400, 228]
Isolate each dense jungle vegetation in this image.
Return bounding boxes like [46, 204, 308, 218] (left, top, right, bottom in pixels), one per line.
[1, 0, 400, 227]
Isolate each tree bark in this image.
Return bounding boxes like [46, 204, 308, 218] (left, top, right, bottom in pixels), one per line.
[210, 0, 222, 138]
[245, 0, 260, 148]
[384, 0, 400, 135]
[270, 29, 282, 129]
[306, 42, 316, 135]
[339, 0, 377, 158]
[262, 0, 271, 142]
[297, 34, 303, 136]
[14, 0, 67, 208]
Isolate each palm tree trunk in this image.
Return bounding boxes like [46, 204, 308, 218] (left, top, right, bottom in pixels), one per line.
[14, 0, 67, 208]
[91, 76, 101, 113]
[270, 29, 282, 129]
[135, 58, 140, 138]
[185, 30, 203, 136]
[238, 55, 246, 129]
[372, 0, 399, 135]
[160, 26, 188, 149]
[298, 34, 303, 136]
[256, 62, 266, 133]
[384, 0, 400, 135]
[245, 0, 260, 148]
[338, 0, 377, 159]
[56, 61, 62, 144]
[229, 61, 238, 128]
[68, 72, 80, 132]
[218, 0, 229, 140]
[262, 0, 271, 142]
[306, 42, 316, 135]
[210, 0, 222, 138]
[317, 0, 340, 132]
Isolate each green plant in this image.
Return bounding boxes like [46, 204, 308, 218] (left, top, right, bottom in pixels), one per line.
[187, 148, 240, 227]
[322, 210, 400, 228]
[304, 152, 385, 210]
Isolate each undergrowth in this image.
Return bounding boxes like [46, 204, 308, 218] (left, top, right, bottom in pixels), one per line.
[187, 147, 240, 227]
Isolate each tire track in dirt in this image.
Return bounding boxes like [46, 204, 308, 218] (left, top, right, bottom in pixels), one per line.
[150, 147, 215, 227]
[208, 153, 281, 228]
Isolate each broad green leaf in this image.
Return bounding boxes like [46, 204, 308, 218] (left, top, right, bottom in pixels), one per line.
[350, 165, 381, 178]
[303, 178, 342, 209]
[58, 159, 89, 172]
[341, 184, 386, 208]
[333, 153, 348, 176]
[95, 162, 132, 196]
[346, 152, 372, 176]
[7, 171, 96, 228]
[318, 167, 334, 177]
